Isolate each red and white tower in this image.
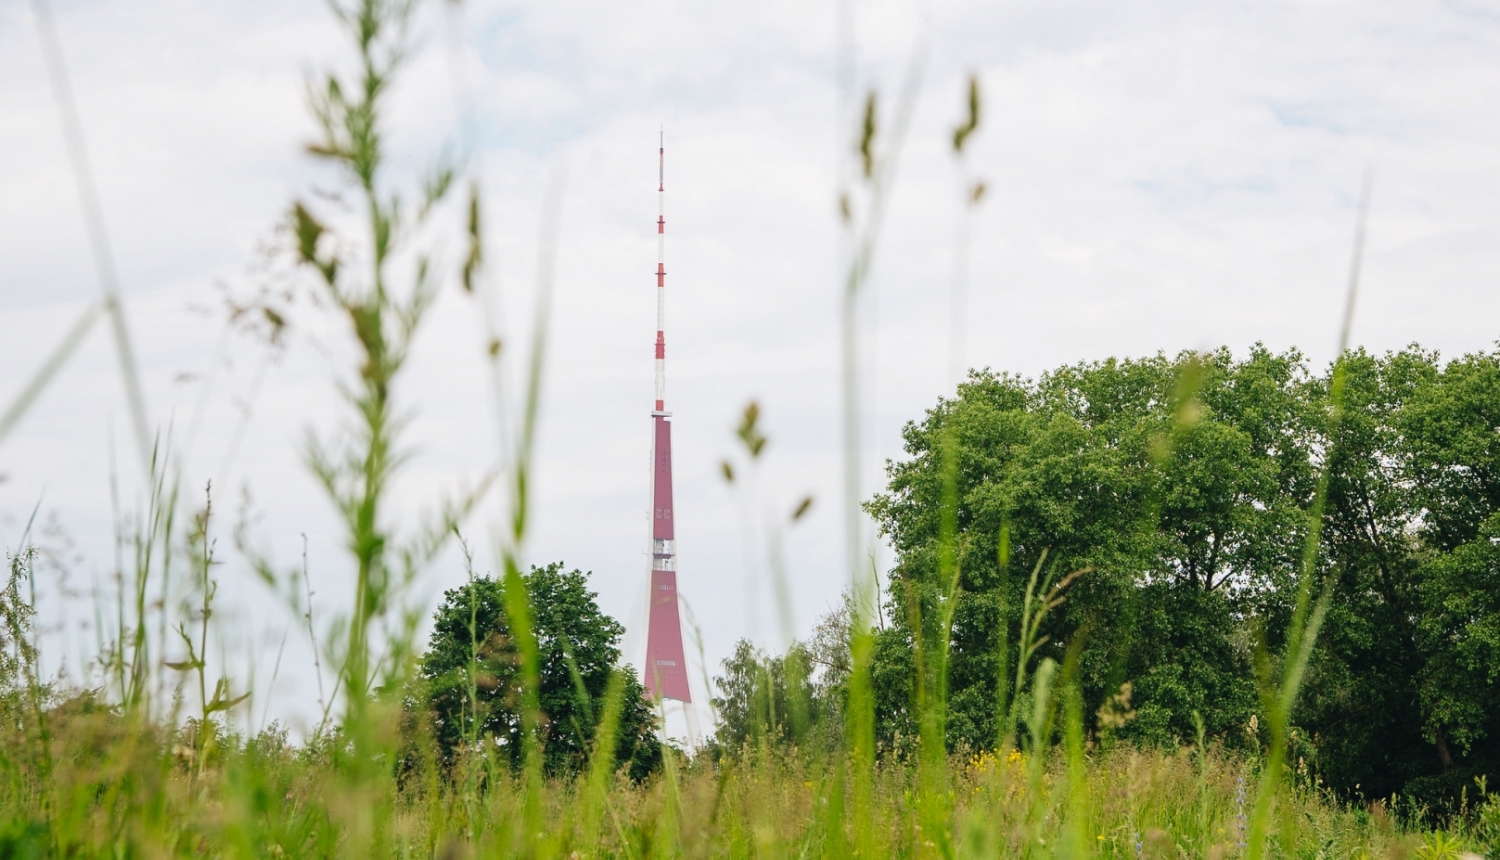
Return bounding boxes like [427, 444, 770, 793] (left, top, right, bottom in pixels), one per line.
[643, 133, 692, 703]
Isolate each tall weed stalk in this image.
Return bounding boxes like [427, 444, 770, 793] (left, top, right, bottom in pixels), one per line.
[1243, 176, 1371, 860]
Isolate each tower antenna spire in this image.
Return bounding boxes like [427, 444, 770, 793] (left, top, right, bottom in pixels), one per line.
[644, 131, 691, 704]
[654, 130, 666, 411]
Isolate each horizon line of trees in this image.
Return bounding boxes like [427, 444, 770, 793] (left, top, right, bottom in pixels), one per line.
[7, 342, 1493, 812]
[348, 341, 1498, 811]
[711, 343, 1500, 810]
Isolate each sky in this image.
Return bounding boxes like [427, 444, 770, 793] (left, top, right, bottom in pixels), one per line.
[2, 0, 1499, 739]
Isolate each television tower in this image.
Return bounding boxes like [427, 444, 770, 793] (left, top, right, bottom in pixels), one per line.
[643, 132, 692, 703]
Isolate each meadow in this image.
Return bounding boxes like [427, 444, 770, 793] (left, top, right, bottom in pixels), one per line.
[3, 1, 1499, 857]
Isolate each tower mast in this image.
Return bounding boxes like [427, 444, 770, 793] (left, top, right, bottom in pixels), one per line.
[644, 132, 692, 703]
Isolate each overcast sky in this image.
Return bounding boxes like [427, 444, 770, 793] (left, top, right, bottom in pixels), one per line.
[3, 0, 1499, 737]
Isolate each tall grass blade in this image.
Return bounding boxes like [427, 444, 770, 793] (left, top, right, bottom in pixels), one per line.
[0, 300, 103, 449]
[31, 0, 152, 468]
[1244, 172, 1372, 860]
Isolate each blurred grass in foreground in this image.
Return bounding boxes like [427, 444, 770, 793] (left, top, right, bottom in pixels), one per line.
[7, 687, 1490, 860]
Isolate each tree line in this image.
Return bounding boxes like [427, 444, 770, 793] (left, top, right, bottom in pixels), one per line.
[712, 344, 1500, 808]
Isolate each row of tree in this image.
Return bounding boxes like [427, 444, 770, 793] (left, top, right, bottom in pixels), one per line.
[410, 345, 1496, 806]
[712, 345, 1500, 806]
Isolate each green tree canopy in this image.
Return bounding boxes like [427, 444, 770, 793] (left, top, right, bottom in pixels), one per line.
[1306, 347, 1500, 801]
[867, 346, 1311, 751]
[711, 640, 817, 751]
[710, 597, 855, 755]
[864, 344, 1500, 805]
[420, 562, 661, 780]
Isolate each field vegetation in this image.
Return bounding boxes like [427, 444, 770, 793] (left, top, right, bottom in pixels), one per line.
[2, 0, 1498, 857]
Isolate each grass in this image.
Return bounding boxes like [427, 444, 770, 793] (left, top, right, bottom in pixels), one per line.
[2, 0, 1497, 858]
[0, 671, 1479, 859]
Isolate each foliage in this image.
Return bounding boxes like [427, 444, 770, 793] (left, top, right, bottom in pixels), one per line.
[866, 347, 1310, 754]
[866, 345, 1500, 805]
[1119, 581, 1256, 748]
[1303, 347, 1500, 807]
[710, 596, 856, 754]
[421, 562, 661, 780]
[711, 639, 818, 751]
[283, 0, 476, 730]
[1, 547, 40, 697]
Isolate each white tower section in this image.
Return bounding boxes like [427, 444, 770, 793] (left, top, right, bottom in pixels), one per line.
[654, 131, 667, 412]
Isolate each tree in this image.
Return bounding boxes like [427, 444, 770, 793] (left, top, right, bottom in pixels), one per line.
[1305, 347, 1500, 804]
[711, 640, 813, 751]
[1402, 350, 1500, 780]
[866, 347, 1310, 752]
[420, 563, 661, 780]
[864, 343, 1500, 805]
[711, 597, 857, 754]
